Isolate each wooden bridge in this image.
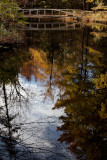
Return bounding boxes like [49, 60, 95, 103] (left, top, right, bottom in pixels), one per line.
[21, 22, 82, 31]
[20, 8, 82, 18]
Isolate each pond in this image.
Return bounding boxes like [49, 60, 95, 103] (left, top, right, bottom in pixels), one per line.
[0, 22, 107, 160]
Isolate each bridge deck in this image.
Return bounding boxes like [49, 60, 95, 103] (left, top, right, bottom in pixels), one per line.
[24, 15, 74, 18]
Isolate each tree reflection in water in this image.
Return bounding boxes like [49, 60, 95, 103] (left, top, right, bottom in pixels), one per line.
[53, 28, 107, 160]
[0, 50, 36, 160]
[0, 25, 107, 160]
[21, 27, 107, 160]
[21, 26, 107, 160]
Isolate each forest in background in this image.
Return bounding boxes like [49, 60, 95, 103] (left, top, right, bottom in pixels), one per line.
[17, 0, 107, 10]
[0, 0, 107, 44]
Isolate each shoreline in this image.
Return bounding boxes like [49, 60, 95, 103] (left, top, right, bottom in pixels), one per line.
[81, 11, 107, 24]
[0, 11, 107, 45]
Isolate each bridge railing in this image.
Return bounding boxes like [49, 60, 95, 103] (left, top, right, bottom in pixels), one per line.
[20, 8, 82, 17]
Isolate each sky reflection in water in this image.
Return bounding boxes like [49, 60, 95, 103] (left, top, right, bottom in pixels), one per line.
[0, 24, 107, 160]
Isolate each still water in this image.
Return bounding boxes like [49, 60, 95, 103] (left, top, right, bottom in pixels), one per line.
[0, 22, 107, 160]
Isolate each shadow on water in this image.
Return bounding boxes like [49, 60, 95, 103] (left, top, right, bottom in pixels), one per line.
[0, 23, 107, 160]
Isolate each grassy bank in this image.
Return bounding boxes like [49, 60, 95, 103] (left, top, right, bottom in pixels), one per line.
[82, 11, 107, 24]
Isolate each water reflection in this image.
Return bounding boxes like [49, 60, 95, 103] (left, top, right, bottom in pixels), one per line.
[0, 24, 107, 160]
[23, 22, 82, 31]
[0, 50, 32, 159]
[0, 43, 73, 159]
[51, 28, 107, 160]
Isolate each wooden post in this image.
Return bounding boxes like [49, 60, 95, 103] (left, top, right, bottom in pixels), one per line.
[37, 10, 38, 15]
[59, 23, 60, 28]
[22, 10, 24, 15]
[29, 9, 31, 15]
[51, 10, 53, 15]
[66, 23, 68, 28]
[44, 10, 46, 15]
[30, 23, 32, 29]
[51, 23, 53, 29]
[73, 10, 76, 15]
[44, 23, 46, 29]
[67, 10, 68, 16]
[37, 24, 38, 29]
[59, 10, 61, 16]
